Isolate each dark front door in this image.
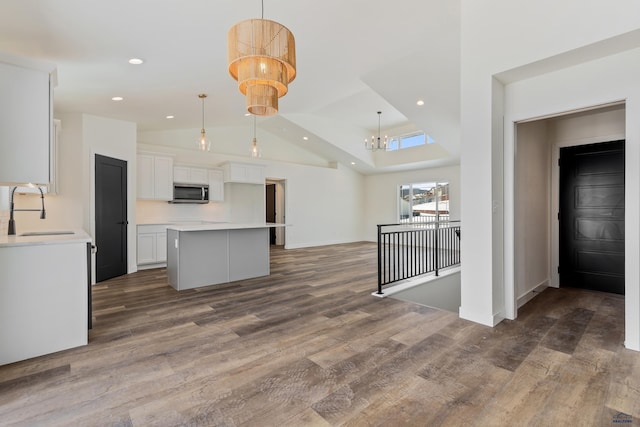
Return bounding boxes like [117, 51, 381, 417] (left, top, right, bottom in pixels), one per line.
[559, 140, 624, 294]
[266, 183, 276, 244]
[95, 154, 128, 282]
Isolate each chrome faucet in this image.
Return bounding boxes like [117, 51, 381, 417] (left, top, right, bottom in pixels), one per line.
[7, 186, 46, 235]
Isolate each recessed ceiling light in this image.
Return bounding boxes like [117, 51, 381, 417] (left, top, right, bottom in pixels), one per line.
[166, 115, 174, 119]
[416, 99, 425, 106]
[128, 58, 144, 65]
[112, 96, 124, 101]
[303, 136, 308, 141]
[244, 113, 251, 117]
[351, 162, 356, 165]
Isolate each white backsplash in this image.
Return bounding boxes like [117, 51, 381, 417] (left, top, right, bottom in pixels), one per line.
[136, 199, 228, 225]
[0, 210, 7, 235]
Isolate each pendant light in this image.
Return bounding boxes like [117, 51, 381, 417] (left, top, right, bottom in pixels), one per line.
[250, 115, 262, 158]
[364, 111, 388, 151]
[197, 94, 211, 151]
[227, 0, 296, 116]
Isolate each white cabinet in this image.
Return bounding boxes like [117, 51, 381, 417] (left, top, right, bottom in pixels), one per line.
[137, 224, 169, 269]
[220, 162, 266, 184]
[0, 59, 54, 186]
[174, 166, 208, 184]
[137, 154, 173, 200]
[0, 236, 89, 365]
[208, 169, 224, 202]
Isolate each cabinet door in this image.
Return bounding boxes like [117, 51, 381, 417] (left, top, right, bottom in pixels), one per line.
[137, 233, 156, 265]
[0, 62, 50, 185]
[190, 168, 208, 184]
[223, 162, 265, 184]
[173, 166, 190, 183]
[155, 232, 167, 262]
[208, 169, 224, 202]
[245, 166, 265, 184]
[137, 155, 154, 199]
[153, 157, 173, 200]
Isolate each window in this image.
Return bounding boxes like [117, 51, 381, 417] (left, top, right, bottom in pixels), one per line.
[399, 182, 449, 223]
[386, 132, 434, 151]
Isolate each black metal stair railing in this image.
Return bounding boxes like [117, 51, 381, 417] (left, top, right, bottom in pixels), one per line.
[376, 220, 461, 295]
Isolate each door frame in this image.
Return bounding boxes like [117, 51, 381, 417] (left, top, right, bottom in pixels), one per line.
[550, 134, 626, 288]
[266, 178, 286, 246]
[94, 153, 128, 282]
[90, 150, 133, 284]
[507, 103, 626, 321]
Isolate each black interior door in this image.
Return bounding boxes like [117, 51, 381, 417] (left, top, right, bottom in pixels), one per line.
[266, 183, 276, 244]
[95, 154, 128, 282]
[559, 140, 624, 294]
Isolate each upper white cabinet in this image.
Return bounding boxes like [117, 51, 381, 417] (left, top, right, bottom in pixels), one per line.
[0, 58, 54, 186]
[208, 169, 224, 202]
[220, 162, 265, 184]
[137, 154, 173, 200]
[174, 166, 208, 184]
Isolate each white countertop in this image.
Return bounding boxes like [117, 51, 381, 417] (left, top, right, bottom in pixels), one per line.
[167, 222, 287, 232]
[0, 229, 92, 248]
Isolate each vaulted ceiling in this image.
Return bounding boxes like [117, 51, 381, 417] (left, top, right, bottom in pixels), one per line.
[0, 0, 461, 174]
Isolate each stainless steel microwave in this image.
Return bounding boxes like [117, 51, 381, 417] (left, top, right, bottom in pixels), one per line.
[170, 183, 209, 204]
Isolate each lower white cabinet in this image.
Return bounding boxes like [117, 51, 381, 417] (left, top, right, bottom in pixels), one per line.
[0, 236, 90, 365]
[137, 224, 168, 269]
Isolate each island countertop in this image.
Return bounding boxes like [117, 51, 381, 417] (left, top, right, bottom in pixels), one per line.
[166, 222, 286, 232]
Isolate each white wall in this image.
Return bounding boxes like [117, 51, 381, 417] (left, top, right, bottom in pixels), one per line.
[460, 0, 640, 345]
[514, 121, 550, 305]
[83, 115, 137, 277]
[3, 113, 138, 280]
[363, 165, 460, 242]
[135, 142, 366, 249]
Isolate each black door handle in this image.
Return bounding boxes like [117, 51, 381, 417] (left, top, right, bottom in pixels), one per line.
[117, 221, 128, 225]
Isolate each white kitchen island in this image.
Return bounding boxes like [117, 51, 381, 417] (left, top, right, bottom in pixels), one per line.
[166, 223, 285, 291]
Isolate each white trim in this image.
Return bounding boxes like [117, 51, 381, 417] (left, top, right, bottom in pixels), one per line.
[517, 280, 549, 309]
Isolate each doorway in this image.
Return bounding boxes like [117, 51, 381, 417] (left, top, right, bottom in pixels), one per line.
[266, 183, 276, 244]
[512, 104, 626, 316]
[95, 154, 128, 282]
[265, 178, 285, 246]
[559, 140, 625, 294]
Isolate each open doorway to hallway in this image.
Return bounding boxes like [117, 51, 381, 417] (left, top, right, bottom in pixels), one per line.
[266, 178, 286, 246]
[514, 103, 625, 310]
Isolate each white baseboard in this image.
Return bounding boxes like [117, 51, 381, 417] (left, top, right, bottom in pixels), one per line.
[517, 280, 549, 309]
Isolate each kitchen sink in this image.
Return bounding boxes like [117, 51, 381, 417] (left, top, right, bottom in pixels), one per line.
[20, 231, 75, 236]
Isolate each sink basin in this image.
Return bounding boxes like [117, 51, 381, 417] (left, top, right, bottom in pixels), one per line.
[20, 231, 75, 236]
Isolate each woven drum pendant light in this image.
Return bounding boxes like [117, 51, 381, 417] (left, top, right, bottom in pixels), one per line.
[227, 1, 296, 116]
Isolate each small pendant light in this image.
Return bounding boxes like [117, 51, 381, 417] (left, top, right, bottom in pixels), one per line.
[250, 115, 262, 158]
[197, 94, 211, 151]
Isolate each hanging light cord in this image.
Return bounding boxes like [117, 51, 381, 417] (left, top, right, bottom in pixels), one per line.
[201, 97, 205, 131]
[253, 115, 257, 140]
[261, 0, 264, 19]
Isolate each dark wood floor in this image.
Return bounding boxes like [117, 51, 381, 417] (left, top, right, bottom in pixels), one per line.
[1, 242, 639, 426]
